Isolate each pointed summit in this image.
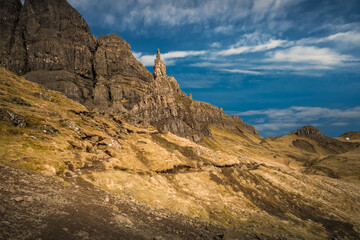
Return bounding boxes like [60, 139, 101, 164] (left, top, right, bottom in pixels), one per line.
[153, 49, 167, 79]
[291, 125, 322, 136]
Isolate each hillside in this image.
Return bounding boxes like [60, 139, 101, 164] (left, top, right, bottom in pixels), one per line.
[1, 67, 360, 239]
[0, 0, 257, 142]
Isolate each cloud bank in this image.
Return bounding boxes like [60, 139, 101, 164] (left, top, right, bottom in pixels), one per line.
[237, 106, 360, 134]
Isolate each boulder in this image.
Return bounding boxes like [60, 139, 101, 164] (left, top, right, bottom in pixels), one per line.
[0, 108, 27, 127]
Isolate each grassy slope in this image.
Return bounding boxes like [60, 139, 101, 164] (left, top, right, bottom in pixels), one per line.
[1, 67, 360, 239]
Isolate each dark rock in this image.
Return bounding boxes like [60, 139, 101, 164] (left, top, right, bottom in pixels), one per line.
[37, 92, 52, 102]
[62, 119, 85, 138]
[0, 108, 27, 127]
[0, 0, 22, 69]
[9, 0, 96, 103]
[40, 124, 58, 135]
[291, 125, 322, 136]
[9, 96, 31, 106]
[2, 80, 10, 86]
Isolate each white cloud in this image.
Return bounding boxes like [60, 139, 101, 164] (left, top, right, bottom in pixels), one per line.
[238, 106, 360, 132]
[331, 122, 350, 126]
[162, 51, 207, 59]
[266, 46, 353, 66]
[217, 39, 290, 56]
[239, 106, 360, 119]
[135, 54, 156, 67]
[214, 25, 234, 34]
[134, 50, 207, 67]
[68, 0, 305, 32]
[104, 14, 115, 25]
[132, 52, 142, 59]
[221, 69, 263, 75]
[190, 62, 234, 68]
[210, 42, 222, 48]
[255, 122, 300, 131]
[252, 64, 332, 71]
[297, 31, 360, 46]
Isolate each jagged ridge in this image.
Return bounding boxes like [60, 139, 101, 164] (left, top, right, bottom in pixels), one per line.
[0, 0, 257, 141]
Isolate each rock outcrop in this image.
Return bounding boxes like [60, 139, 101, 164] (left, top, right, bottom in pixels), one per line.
[291, 126, 322, 136]
[7, 0, 96, 103]
[0, 0, 22, 69]
[0, 0, 258, 141]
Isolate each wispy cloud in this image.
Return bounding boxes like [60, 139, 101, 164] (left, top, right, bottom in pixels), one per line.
[297, 31, 360, 46]
[104, 14, 115, 25]
[221, 69, 263, 75]
[210, 42, 222, 48]
[237, 106, 360, 134]
[134, 50, 208, 67]
[68, 0, 305, 32]
[266, 46, 353, 66]
[214, 25, 234, 34]
[217, 39, 290, 56]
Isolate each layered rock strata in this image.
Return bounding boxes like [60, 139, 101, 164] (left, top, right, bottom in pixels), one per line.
[0, 0, 258, 141]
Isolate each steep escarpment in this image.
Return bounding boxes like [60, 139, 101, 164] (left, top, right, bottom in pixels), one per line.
[0, 0, 22, 68]
[0, 0, 257, 141]
[5, 0, 96, 103]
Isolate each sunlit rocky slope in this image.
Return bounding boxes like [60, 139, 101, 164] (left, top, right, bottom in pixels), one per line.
[1, 0, 360, 239]
[1, 67, 360, 239]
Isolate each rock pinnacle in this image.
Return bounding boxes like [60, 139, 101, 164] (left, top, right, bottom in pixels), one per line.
[153, 49, 167, 79]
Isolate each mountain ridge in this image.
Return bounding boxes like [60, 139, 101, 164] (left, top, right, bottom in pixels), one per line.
[0, 0, 257, 142]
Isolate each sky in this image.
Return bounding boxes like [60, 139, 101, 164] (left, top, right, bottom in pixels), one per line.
[67, 0, 360, 137]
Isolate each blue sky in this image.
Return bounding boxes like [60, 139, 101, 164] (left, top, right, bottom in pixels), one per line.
[67, 0, 360, 137]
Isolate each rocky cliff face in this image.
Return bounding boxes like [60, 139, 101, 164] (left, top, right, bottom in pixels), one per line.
[0, 0, 22, 68]
[0, 0, 258, 141]
[5, 0, 96, 103]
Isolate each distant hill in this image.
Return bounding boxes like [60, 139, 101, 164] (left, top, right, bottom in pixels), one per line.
[338, 131, 360, 141]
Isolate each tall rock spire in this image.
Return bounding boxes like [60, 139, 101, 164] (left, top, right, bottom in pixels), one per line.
[153, 49, 167, 79]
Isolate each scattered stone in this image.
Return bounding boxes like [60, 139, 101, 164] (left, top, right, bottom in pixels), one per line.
[101, 138, 122, 151]
[10, 96, 31, 106]
[42, 165, 57, 177]
[2, 80, 9, 86]
[110, 205, 119, 212]
[63, 169, 75, 177]
[40, 124, 58, 135]
[2, 221, 11, 225]
[63, 228, 69, 232]
[137, 141, 147, 145]
[62, 119, 86, 138]
[14, 196, 24, 202]
[25, 196, 33, 202]
[0, 108, 27, 127]
[38, 92, 52, 102]
[114, 215, 134, 227]
[76, 230, 89, 239]
[153, 236, 165, 240]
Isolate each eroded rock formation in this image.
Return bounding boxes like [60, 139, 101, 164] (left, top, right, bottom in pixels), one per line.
[0, 0, 258, 141]
[292, 125, 322, 136]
